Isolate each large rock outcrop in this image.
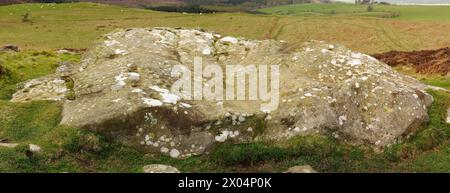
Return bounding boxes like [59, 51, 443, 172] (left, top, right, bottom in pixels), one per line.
[12, 28, 433, 158]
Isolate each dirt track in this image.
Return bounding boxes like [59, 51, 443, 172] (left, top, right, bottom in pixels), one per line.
[373, 47, 450, 75]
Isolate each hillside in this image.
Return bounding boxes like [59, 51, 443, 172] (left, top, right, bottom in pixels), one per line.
[2, 3, 450, 53]
[0, 0, 184, 6]
[0, 0, 328, 8]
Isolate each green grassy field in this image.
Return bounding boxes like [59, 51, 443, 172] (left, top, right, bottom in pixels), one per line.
[0, 2, 449, 173]
[259, 3, 450, 21]
[2, 3, 450, 54]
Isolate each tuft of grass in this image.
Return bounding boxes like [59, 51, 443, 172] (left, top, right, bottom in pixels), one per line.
[64, 77, 76, 100]
[0, 100, 62, 141]
[367, 5, 374, 13]
[210, 134, 388, 173]
[21, 12, 31, 23]
[211, 143, 289, 166]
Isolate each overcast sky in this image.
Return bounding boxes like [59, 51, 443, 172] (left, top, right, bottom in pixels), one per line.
[334, 0, 450, 4]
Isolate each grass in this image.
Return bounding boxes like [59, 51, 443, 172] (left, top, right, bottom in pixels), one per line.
[0, 100, 62, 141]
[259, 3, 450, 22]
[0, 2, 449, 173]
[2, 3, 450, 53]
[393, 66, 450, 90]
[0, 3, 276, 51]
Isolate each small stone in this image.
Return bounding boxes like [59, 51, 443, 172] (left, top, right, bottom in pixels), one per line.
[128, 72, 140, 82]
[29, 144, 41, 153]
[160, 147, 169, 153]
[0, 143, 19, 148]
[238, 116, 245, 122]
[143, 164, 180, 173]
[169, 149, 180, 158]
[285, 165, 318, 173]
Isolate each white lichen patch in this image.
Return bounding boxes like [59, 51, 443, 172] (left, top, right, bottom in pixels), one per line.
[114, 49, 127, 55]
[131, 88, 146, 94]
[142, 98, 163, 107]
[338, 115, 347, 126]
[214, 130, 229, 142]
[112, 73, 127, 90]
[144, 112, 158, 125]
[128, 72, 140, 82]
[348, 59, 362, 67]
[104, 39, 120, 47]
[214, 130, 240, 142]
[220, 36, 238, 44]
[179, 103, 192, 108]
[150, 85, 181, 104]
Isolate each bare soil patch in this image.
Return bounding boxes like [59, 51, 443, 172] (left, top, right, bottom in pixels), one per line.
[373, 47, 450, 75]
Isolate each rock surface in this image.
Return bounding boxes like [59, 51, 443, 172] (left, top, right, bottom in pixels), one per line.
[285, 165, 318, 173]
[11, 75, 68, 102]
[11, 27, 433, 158]
[143, 164, 180, 173]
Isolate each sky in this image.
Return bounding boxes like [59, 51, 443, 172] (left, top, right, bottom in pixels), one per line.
[334, 0, 450, 4]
